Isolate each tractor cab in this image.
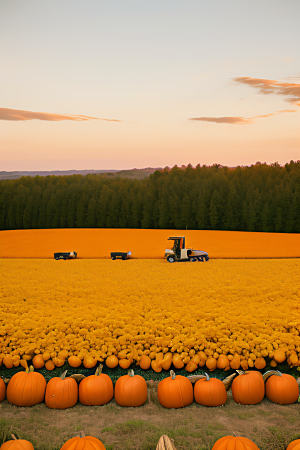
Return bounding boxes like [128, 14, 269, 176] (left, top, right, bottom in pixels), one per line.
[169, 237, 185, 259]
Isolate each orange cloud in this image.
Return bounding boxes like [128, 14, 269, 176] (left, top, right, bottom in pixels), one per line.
[188, 109, 296, 124]
[232, 77, 300, 106]
[0, 108, 122, 122]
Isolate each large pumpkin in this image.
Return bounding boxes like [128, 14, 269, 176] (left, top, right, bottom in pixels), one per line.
[115, 369, 147, 407]
[231, 370, 265, 405]
[79, 365, 113, 406]
[194, 372, 227, 406]
[60, 431, 105, 450]
[6, 365, 46, 407]
[45, 370, 78, 409]
[0, 378, 6, 402]
[157, 370, 193, 408]
[287, 439, 300, 450]
[264, 370, 299, 404]
[212, 435, 260, 449]
[0, 434, 34, 450]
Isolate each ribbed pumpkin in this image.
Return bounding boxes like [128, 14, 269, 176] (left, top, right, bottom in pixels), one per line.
[115, 369, 147, 407]
[231, 370, 265, 405]
[45, 370, 78, 409]
[194, 372, 227, 406]
[212, 435, 260, 449]
[287, 439, 300, 450]
[0, 378, 6, 402]
[264, 370, 299, 404]
[7, 365, 46, 407]
[0, 434, 34, 450]
[79, 365, 113, 406]
[157, 370, 193, 408]
[60, 431, 106, 450]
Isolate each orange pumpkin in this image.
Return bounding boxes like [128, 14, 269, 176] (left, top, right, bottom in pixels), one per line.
[3, 355, 13, 369]
[273, 348, 286, 363]
[105, 355, 118, 368]
[194, 372, 227, 406]
[206, 357, 217, 371]
[68, 356, 82, 368]
[160, 353, 173, 371]
[0, 378, 6, 402]
[172, 354, 184, 369]
[7, 365, 46, 407]
[254, 357, 266, 370]
[60, 431, 105, 450]
[217, 355, 229, 370]
[32, 354, 45, 369]
[157, 370, 193, 408]
[83, 355, 97, 369]
[231, 370, 265, 405]
[265, 370, 299, 404]
[287, 439, 300, 450]
[115, 369, 147, 407]
[139, 355, 151, 370]
[212, 435, 260, 449]
[0, 434, 34, 450]
[45, 370, 78, 409]
[118, 358, 133, 369]
[45, 360, 55, 371]
[79, 365, 113, 406]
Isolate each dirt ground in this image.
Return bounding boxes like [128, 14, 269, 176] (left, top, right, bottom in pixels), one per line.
[0, 382, 299, 450]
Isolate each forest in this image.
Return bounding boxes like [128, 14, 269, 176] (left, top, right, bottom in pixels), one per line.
[0, 161, 299, 233]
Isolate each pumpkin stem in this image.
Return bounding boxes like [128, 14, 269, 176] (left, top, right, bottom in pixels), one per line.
[79, 431, 85, 438]
[236, 370, 246, 375]
[297, 377, 300, 388]
[262, 370, 282, 382]
[128, 369, 134, 377]
[170, 370, 176, 380]
[11, 435, 17, 440]
[29, 365, 35, 372]
[204, 372, 210, 381]
[60, 370, 68, 380]
[95, 364, 103, 376]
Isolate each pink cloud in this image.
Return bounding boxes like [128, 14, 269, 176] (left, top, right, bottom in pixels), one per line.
[232, 76, 300, 106]
[0, 108, 122, 122]
[188, 109, 296, 125]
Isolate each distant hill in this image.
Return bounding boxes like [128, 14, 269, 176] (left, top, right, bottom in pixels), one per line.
[0, 168, 160, 181]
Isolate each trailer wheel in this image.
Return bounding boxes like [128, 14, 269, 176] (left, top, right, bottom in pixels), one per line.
[111, 257, 116, 260]
[167, 255, 176, 263]
[198, 256, 204, 262]
[189, 257, 198, 262]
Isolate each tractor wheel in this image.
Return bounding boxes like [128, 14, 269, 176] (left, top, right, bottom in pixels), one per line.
[167, 255, 176, 263]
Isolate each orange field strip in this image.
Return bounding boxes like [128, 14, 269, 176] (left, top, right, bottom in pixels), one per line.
[0, 229, 299, 259]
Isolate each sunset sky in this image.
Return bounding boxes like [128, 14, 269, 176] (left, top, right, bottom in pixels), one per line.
[1, 0, 299, 171]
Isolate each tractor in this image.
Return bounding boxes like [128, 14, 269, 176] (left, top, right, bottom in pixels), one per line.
[164, 237, 209, 263]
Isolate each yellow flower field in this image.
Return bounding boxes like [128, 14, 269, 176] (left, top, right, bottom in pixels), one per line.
[1, 259, 299, 372]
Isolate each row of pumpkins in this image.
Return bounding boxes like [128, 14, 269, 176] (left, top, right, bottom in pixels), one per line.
[0, 363, 299, 408]
[1, 432, 300, 450]
[1, 348, 295, 373]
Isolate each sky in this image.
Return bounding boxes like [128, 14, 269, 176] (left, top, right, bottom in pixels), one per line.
[1, 0, 300, 171]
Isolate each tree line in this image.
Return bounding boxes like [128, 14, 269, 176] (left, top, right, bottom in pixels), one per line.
[0, 161, 299, 233]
